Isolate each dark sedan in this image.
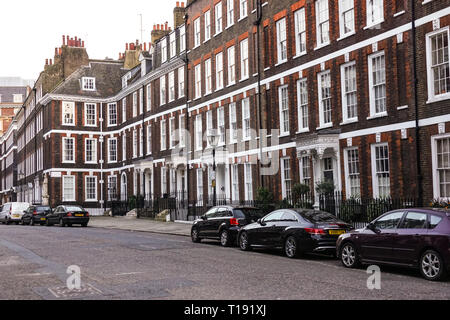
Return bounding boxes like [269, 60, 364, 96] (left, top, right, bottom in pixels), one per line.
[337, 208, 450, 281]
[191, 206, 265, 246]
[237, 209, 353, 258]
[21, 205, 52, 226]
[46, 205, 90, 227]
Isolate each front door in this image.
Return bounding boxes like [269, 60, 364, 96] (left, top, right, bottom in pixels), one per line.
[253, 211, 284, 247]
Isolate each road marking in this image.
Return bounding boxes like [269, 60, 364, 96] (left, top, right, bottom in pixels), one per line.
[16, 273, 52, 277]
[115, 272, 144, 276]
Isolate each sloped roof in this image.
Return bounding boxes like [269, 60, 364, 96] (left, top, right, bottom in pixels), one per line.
[52, 60, 126, 98]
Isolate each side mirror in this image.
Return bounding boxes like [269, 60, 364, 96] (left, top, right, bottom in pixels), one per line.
[23, 211, 27, 214]
[367, 223, 380, 234]
[201, 215, 207, 221]
[257, 219, 266, 226]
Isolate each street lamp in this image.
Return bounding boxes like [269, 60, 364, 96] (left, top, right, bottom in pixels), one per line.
[207, 128, 220, 207]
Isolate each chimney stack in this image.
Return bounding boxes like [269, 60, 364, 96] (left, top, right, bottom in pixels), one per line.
[174, 2, 186, 29]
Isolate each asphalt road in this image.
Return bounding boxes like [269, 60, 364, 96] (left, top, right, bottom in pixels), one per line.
[0, 224, 449, 300]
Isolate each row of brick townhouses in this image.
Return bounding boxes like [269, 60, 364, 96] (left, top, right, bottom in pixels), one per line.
[0, 0, 449, 216]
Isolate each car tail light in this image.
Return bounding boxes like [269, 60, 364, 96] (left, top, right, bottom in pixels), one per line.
[33, 210, 38, 215]
[230, 218, 239, 226]
[67, 212, 72, 217]
[86, 213, 89, 217]
[304, 228, 326, 235]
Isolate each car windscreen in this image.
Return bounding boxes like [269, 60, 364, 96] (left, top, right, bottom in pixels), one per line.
[296, 210, 340, 223]
[233, 208, 265, 220]
[13, 203, 30, 211]
[65, 206, 85, 212]
[36, 206, 52, 212]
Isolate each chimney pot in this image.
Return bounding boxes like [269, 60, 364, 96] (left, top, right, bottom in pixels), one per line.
[181, 2, 185, 7]
[82, 40, 85, 47]
[144, 43, 147, 51]
[45, 59, 48, 65]
[126, 43, 129, 50]
[62, 35, 66, 46]
[50, 59, 53, 65]
[176, 1, 179, 7]
[59, 48, 62, 55]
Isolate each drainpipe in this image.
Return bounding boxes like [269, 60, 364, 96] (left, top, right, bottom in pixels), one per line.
[33, 88, 37, 204]
[184, 12, 190, 212]
[411, 0, 423, 205]
[254, 0, 264, 189]
[100, 103, 104, 213]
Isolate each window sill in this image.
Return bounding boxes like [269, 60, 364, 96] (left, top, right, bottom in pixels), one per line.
[337, 31, 356, 41]
[367, 112, 388, 120]
[225, 24, 234, 30]
[394, 11, 406, 17]
[293, 52, 307, 59]
[316, 123, 333, 130]
[422, 0, 433, 4]
[279, 132, 290, 138]
[340, 118, 358, 125]
[274, 60, 288, 67]
[426, 94, 450, 104]
[397, 105, 408, 110]
[239, 76, 249, 83]
[364, 20, 384, 30]
[238, 16, 248, 23]
[213, 31, 222, 38]
[314, 42, 330, 51]
[296, 128, 310, 134]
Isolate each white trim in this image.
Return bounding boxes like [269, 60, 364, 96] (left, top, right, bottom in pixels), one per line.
[85, 175, 98, 202]
[370, 142, 390, 198]
[62, 175, 76, 202]
[425, 27, 450, 104]
[431, 133, 450, 201]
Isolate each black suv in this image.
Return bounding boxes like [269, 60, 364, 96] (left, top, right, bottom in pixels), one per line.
[191, 206, 265, 247]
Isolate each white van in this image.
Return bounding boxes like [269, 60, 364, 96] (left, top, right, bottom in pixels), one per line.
[0, 202, 30, 225]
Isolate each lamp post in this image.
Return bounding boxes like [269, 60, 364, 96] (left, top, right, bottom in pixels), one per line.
[207, 129, 220, 207]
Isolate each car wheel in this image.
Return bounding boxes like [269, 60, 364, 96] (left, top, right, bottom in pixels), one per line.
[46, 219, 53, 227]
[340, 242, 360, 268]
[285, 236, 300, 259]
[191, 228, 201, 243]
[29, 218, 34, 226]
[239, 232, 251, 251]
[220, 230, 231, 247]
[420, 249, 446, 281]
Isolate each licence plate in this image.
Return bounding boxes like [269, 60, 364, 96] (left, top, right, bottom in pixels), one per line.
[13, 214, 20, 218]
[328, 230, 345, 236]
[75, 214, 84, 217]
[40, 218, 46, 221]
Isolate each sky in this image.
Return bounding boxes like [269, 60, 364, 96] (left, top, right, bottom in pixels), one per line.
[0, 0, 176, 82]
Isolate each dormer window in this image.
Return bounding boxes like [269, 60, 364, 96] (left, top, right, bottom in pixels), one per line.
[82, 77, 96, 91]
[122, 73, 131, 89]
[141, 60, 147, 77]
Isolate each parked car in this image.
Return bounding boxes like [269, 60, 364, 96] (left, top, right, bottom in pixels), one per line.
[0, 202, 30, 225]
[237, 208, 353, 258]
[21, 205, 52, 226]
[337, 208, 450, 281]
[191, 206, 265, 246]
[46, 205, 90, 227]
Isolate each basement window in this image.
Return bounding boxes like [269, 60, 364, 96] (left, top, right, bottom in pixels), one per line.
[82, 77, 96, 91]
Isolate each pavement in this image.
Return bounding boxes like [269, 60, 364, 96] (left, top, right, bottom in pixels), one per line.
[88, 216, 192, 237]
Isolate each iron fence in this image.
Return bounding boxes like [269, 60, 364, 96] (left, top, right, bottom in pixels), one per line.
[107, 190, 420, 226]
[319, 192, 419, 228]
